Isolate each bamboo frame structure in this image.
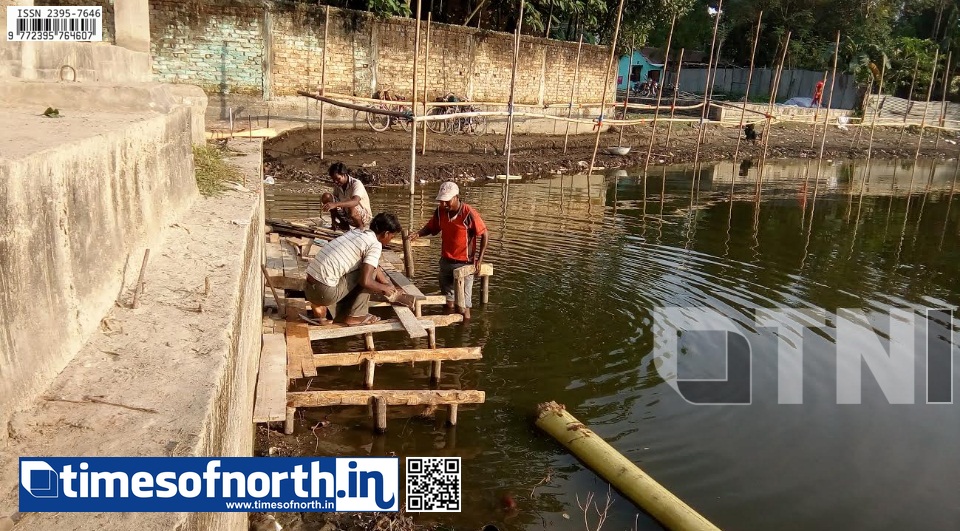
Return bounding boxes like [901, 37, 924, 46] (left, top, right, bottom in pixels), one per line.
[757, 31, 790, 187]
[504, 0, 526, 180]
[663, 49, 684, 147]
[562, 34, 584, 154]
[809, 31, 842, 212]
[914, 49, 940, 160]
[319, 7, 329, 160]
[617, 37, 637, 148]
[421, 12, 432, 154]
[643, 14, 676, 173]
[586, 0, 626, 178]
[691, 0, 724, 165]
[936, 51, 952, 149]
[863, 61, 887, 162]
[730, 11, 763, 168]
[898, 56, 921, 147]
[408, 1, 423, 195]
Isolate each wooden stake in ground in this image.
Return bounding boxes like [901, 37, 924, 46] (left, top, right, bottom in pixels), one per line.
[898, 56, 921, 147]
[421, 12, 433, 155]
[132, 249, 150, 309]
[914, 48, 940, 160]
[504, 0, 526, 179]
[691, 0, 724, 169]
[730, 11, 762, 168]
[562, 34, 584, 154]
[663, 49, 684, 148]
[643, 14, 676, 173]
[809, 31, 842, 211]
[617, 37, 638, 148]
[319, 6, 329, 161]
[408, 0, 423, 195]
[809, 70, 828, 149]
[935, 51, 952, 150]
[586, 0, 627, 178]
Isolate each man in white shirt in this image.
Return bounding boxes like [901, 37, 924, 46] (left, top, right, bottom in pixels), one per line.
[303, 213, 400, 326]
[322, 162, 373, 231]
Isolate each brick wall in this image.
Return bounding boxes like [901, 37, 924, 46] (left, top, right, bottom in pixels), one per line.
[46, 0, 614, 104]
[43, 0, 115, 43]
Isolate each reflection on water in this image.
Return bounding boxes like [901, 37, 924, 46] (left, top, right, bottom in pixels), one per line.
[267, 158, 960, 531]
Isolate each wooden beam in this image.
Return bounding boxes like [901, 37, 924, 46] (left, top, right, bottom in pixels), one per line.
[307, 314, 462, 341]
[267, 275, 305, 291]
[285, 320, 316, 379]
[454, 263, 493, 280]
[253, 334, 288, 422]
[385, 270, 426, 298]
[287, 389, 486, 407]
[392, 304, 428, 338]
[313, 347, 482, 367]
[370, 295, 445, 308]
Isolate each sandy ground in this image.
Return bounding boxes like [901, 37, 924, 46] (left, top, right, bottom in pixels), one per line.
[262, 122, 960, 188]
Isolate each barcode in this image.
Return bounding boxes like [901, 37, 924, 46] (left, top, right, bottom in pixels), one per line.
[405, 457, 461, 512]
[16, 17, 98, 33]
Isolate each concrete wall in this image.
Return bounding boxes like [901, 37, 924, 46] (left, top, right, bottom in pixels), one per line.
[0, 41, 151, 82]
[668, 67, 859, 110]
[0, 86, 200, 441]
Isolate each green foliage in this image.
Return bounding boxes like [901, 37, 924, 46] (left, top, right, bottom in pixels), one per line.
[367, 0, 409, 19]
[193, 144, 241, 197]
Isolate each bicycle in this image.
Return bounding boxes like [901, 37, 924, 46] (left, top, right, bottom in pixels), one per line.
[366, 89, 414, 132]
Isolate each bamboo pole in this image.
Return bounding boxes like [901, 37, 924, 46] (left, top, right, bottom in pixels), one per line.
[132, 249, 150, 309]
[421, 12, 432, 154]
[809, 70, 827, 149]
[586, 0, 626, 178]
[319, 6, 329, 161]
[504, 0, 525, 179]
[898, 56, 921, 147]
[663, 49, 684, 147]
[936, 51, 951, 149]
[617, 37, 637, 148]
[864, 61, 886, 162]
[730, 11, 763, 167]
[757, 31, 791, 188]
[535, 402, 721, 531]
[643, 14, 676, 172]
[408, 0, 423, 195]
[692, 0, 723, 164]
[809, 31, 842, 215]
[562, 34, 584, 154]
[915, 49, 940, 161]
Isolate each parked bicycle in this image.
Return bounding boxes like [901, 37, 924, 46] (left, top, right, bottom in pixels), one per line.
[425, 93, 487, 136]
[366, 88, 414, 132]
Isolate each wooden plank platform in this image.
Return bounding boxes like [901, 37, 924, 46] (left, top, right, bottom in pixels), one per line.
[370, 295, 445, 308]
[313, 347, 482, 367]
[285, 320, 317, 379]
[253, 333, 287, 422]
[287, 389, 486, 407]
[307, 314, 462, 341]
[391, 304, 428, 338]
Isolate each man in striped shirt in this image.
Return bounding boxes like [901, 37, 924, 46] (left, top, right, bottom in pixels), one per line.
[302, 213, 401, 326]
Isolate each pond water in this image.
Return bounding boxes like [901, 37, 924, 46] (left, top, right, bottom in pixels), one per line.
[267, 158, 960, 531]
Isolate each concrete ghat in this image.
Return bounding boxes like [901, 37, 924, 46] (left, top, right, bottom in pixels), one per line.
[0, 140, 265, 531]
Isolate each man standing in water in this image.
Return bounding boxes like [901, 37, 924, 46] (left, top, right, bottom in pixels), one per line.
[409, 182, 488, 320]
[322, 162, 372, 231]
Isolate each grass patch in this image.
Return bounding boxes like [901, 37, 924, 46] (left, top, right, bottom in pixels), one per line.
[194, 143, 242, 197]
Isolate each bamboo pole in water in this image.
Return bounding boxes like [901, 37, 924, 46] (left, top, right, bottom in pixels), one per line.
[898, 56, 921, 147]
[617, 37, 637, 148]
[757, 31, 791, 187]
[535, 402, 721, 531]
[319, 6, 329, 161]
[562, 34, 584, 154]
[864, 61, 886, 161]
[408, 0, 422, 195]
[663, 49, 684, 148]
[935, 51, 951, 150]
[808, 70, 827, 149]
[643, 14, 676, 173]
[730, 11, 763, 168]
[809, 31, 841, 211]
[421, 12, 432, 154]
[504, 0, 525, 179]
[692, 0, 723, 166]
[914, 48, 940, 161]
[586, 0, 626, 178]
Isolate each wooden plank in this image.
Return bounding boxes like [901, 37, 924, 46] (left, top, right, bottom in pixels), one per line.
[392, 304, 428, 338]
[265, 241, 284, 271]
[454, 263, 494, 280]
[307, 314, 462, 341]
[253, 334, 288, 422]
[313, 347, 482, 367]
[279, 240, 303, 278]
[268, 275, 305, 291]
[385, 270, 425, 298]
[285, 320, 312, 379]
[370, 295, 445, 308]
[287, 389, 486, 407]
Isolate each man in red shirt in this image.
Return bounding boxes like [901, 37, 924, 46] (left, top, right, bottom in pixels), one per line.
[812, 80, 824, 107]
[409, 181, 488, 319]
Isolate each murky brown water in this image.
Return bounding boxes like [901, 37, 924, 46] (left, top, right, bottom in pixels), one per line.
[267, 157, 960, 531]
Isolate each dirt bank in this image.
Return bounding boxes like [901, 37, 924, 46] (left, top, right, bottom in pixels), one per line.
[262, 122, 960, 188]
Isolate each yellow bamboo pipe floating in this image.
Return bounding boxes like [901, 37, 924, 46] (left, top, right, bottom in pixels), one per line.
[535, 401, 721, 531]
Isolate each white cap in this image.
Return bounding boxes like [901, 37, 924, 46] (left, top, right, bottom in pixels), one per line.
[436, 181, 459, 201]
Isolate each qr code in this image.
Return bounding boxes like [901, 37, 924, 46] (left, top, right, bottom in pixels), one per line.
[405, 457, 461, 512]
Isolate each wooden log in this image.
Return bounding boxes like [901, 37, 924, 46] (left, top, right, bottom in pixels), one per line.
[447, 403, 459, 426]
[284, 406, 296, 435]
[253, 334, 288, 423]
[430, 360, 442, 383]
[535, 401, 721, 531]
[364, 333, 375, 351]
[374, 396, 388, 433]
[307, 314, 462, 341]
[453, 263, 493, 279]
[428, 328, 437, 349]
[313, 347, 482, 367]
[481, 276, 490, 304]
[287, 389, 486, 407]
[402, 229, 415, 278]
[364, 359, 376, 389]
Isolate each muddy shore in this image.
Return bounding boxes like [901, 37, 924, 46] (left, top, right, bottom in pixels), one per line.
[262, 122, 959, 188]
